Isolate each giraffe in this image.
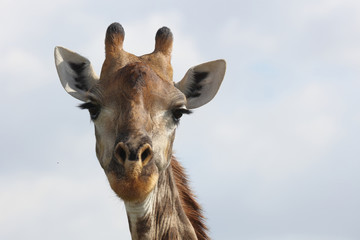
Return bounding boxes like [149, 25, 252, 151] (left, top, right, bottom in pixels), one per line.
[54, 22, 226, 240]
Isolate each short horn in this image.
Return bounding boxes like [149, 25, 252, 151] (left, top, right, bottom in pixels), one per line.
[105, 22, 125, 57]
[154, 27, 173, 55]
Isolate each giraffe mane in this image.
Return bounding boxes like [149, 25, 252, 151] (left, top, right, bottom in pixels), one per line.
[171, 156, 209, 240]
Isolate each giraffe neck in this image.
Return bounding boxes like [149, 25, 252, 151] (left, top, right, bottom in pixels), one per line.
[124, 158, 198, 240]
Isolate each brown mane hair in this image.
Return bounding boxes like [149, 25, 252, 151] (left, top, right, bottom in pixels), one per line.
[171, 156, 209, 240]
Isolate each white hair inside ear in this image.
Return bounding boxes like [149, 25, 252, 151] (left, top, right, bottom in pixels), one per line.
[176, 60, 226, 109]
[54, 46, 99, 102]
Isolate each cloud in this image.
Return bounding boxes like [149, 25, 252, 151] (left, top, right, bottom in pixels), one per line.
[251, 235, 355, 240]
[0, 48, 50, 95]
[0, 173, 131, 240]
[219, 0, 360, 73]
[0, 0, 83, 97]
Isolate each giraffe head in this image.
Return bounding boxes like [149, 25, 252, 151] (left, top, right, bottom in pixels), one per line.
[55, 23, 226, 203]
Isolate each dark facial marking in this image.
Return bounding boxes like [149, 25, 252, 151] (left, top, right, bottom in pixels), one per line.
[108, 156, 125, 176]
[69, 62, 89, 91]
[115, 63, 147, 93]
[187, 71, 209, 98]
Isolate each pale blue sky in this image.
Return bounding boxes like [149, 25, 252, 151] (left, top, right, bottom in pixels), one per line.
[1, 0, 359, 239]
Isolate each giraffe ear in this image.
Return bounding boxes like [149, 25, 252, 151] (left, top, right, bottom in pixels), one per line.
[176, 60, 226, 109]
[54, 46, 99, 102]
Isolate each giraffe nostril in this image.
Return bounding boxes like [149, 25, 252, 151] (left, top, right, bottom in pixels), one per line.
[118, 148, 127, 161]
[115, 142, 128, 163]
[139, 144, 153, 165]
[141, 148, 150, 161]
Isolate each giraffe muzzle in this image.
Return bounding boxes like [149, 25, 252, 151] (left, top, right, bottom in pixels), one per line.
[114, 142, 153, 167]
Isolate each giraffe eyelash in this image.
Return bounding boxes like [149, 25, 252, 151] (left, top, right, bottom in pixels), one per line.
[79, 102, 101, 120]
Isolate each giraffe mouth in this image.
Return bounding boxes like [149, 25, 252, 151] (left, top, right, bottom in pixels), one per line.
[106, 157, 159, 202]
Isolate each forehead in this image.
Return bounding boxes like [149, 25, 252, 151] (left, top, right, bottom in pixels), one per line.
[95, 62, 185, 107]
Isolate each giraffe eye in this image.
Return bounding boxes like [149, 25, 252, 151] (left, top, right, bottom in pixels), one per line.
[173, 109, 183, 120]
[172, 108, 192, 124]
[79, 102, 101, 120]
